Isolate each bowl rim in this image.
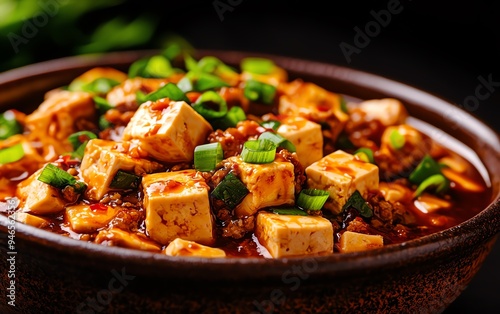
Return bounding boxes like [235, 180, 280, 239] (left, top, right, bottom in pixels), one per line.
[0, 49, 499, 278]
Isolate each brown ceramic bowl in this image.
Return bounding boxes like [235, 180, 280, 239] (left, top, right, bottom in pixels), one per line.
[0, 50, 499, 314]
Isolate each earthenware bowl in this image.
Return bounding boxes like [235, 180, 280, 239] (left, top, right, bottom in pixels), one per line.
[0, 50, 499, 314]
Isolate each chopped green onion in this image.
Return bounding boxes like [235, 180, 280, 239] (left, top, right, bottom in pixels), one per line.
[354, 147, 375, 164]
[128, 57, 150, 78]
[297, 189, 330, 210]
[109, 170, 141, 190]
[192, 91, 228, 119]
[162, 43, 183, 61]
[389, 129, 405, 150]
[413, 174, 450, 198]
[93, 96, 113, 114]
[342, 190, 373, 218]
[68, 131, 97, 160]
[409, 154, 442, 185]
[177, 72, 229, 93]
[0, 143, 24, 164]
[340, 95, 348, 113]
[335, 134, 356, 150]
[271, 207, 308, 216]
[240, 139, 276, 164]
[260, 120, 281, 131]
[211, 172, 249, 209]
[197, 56, 221, 73]
[258, 131, 296, 152]
[241, 57, 275, 75]
[243, 80, 276, 105]
[138, 82, 190, 104]
[184, 54, 199, 72]
[99, 115, 113, 130]
[0, 111, 22, 140]
[38, 163, 86, 192]
[210, 106, 247, 130]
[68, 131, 97, 151]
[128, 55, 177, 78]
[145, 55, 174, 78]
[194, 143, 223, 171]
[81, 78, 120, 95]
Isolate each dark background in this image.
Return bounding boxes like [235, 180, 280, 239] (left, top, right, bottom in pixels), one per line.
[1, 0, 499, 312]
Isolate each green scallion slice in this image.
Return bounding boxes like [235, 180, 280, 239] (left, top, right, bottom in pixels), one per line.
[340, 95, 349, 113]
[68, 131, 97, 160]
[81, 78, 120, 95]
[139, 82, 190, 104]
[258, 131, 296, 152]
[0, 143, 24, 164]
[38, 163, 86, 193]
[184, 54, 200, 72]
[192, 91, 228, 119]
[296, 189, 330, 210]
[109, 170, 141, 190]
[271, 207, 308, 216]
[194, 72, 230, 91]
[409, 154, 442, 185]
[413, 174, 450, 198]
[240, 139, 276, 164]
[241, 57, 275, 75]
[260, 120, 281, 131]
[128, 57, 150, 78]
[354, 147, 375, 164]
[144, 55, 174, 78]
[93, 96, 114, 115]
[389, 129, 405, 150]
[243, 80, 276, 105]
[0, 111, 22, 140]
[210, 106, 247, 130]
[342, 190, 373, 218]
[211, 172, 249, 209]
[194, 143, 223, 171]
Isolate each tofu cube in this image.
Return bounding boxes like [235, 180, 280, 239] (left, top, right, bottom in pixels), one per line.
[16, 168, 66, 215]
[65, 204, 121, 234]
[226, 156, 295, 218]
[95, 228, 161, 252]
[357, 98, 408, 127]
[279, 80, 349, 141]
[164, 238, 226, 258]
[80, 139, 164, 201]
[339, 231, 384, 253]
[25, 90, 96, 153]
[276, 116, 323, 168]
[11, 212, 50, 228]
[256, 212, 333, 258]
[122, 99, 213, 163]
[305, 150, 379, 214]
[142, 170, 215, 246]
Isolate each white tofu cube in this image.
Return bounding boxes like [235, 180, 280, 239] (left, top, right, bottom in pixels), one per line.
[276, 116, 323, 168]
[164, 238, 226, 258]
[16, 168, 66, 215]
[339, 231, 384, 253]
[255, 212, 333, 258]
[305, 150, 379, 214]
[95, 228, 161, 251]
[122, 100, 213, 163]
[278, 80, 349, 141]
[65, 204, 121, 234]
[11, 212, 50, 228]
[357, 98, 408, 127]
[80, 139, 164, 201]
[25, 90, 96, 153]
[142, 170, 215, 246]
[226, 156, 295, 218]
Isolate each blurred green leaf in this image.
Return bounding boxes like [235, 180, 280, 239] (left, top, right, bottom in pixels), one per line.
[76, 14, 158, 54]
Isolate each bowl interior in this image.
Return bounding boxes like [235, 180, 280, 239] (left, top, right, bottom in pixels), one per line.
[0, 49, 499, 279]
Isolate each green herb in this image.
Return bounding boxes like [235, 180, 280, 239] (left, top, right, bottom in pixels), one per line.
[137, 82, 190, 104]
[240, 139, 276, 164]
[0, 111, 22, 140]
[271, 207, 308, 216]
[389, 129, 405, 150]
[258, 131, 296, 152]
[413, 174, 450, 198]
[0, 143, 24, 164]
[241, 57, 275, 75]
[194, 143, 223, 171]
[342, 190, 373, 218]
[109, 170, 141, 190]
[38, 163, 86, 193]
[409, 154, 442, 185]
[192, 91, 228, 119]
[296, 189, 330, 210]
[243, 80, 276, 105]
[211, 172, 249, 209]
